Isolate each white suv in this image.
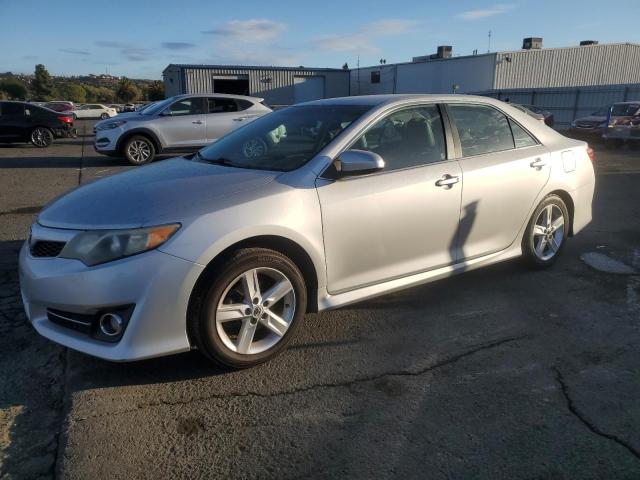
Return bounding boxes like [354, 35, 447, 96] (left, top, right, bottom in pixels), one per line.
[94, 94, 272, 165]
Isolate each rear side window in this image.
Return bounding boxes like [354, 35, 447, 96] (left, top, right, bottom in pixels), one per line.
[208, 98, 239, 113]
[509, 120, 537, 148]
[236, 99, 253, 111]
[449, 104, 514, 157]
[1, 103, 24, 115]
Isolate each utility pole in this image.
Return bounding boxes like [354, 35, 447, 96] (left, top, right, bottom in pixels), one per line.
[357, 55, 360, 96]
[487, 30, 492, 53]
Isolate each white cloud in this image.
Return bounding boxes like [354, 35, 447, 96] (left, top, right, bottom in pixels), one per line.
[202, 19, 286, 43]
[457, 4, 515, 20]
[311, 18, 416, 54]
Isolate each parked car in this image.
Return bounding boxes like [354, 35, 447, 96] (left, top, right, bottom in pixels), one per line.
[109, 104, 124, 113]
[0, 101, 74, 147]
[569, 105, 611, 138]
[72, 104, 117, 120]
[602, 101, 640, 148]
[94, 93, 271, 165]
[43, 101, 75, 113]
[514, 104, 554, 127]
[20, 95, 595, 367]
[123, 103, 136, 112]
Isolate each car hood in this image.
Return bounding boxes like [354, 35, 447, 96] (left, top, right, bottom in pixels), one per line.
[575, 115, 607, 123]
[38, 158, 279, 229]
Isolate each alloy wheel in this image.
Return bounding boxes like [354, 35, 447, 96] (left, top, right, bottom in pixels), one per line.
[532, 204, 565, 261]
[31, 128, 52, 147]
[215, 267, 296, 355]
[127, 140, 152, 164]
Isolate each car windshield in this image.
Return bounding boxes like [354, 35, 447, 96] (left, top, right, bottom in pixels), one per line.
[197, 104, 371, 172]
[592, 105, 611, 116]
[142, 98, 174, 115]
[611, 104, 640, 116]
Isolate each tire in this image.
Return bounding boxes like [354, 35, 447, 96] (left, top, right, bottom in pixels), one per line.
[123, 135, 155, 165]
[72, 113, 77, 120]
[522, 194, 570, 269]
[30, 127, 54, 148]
[100, 113, 109, 120]
[189, 248, 307, 368]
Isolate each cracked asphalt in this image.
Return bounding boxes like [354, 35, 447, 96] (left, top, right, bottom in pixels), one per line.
[1, 121, 639, 479]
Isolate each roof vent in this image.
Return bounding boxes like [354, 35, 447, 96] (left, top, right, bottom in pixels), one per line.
[436, 45, 452, 59]
[580, 40, 598, 46]
[522, 37, 543, 50]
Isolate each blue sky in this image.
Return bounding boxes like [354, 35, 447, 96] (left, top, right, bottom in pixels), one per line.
[1, 0, 639, 79]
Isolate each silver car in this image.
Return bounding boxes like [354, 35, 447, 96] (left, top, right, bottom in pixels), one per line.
[94, 93, 271, 165]
[20, 95, 595, 368]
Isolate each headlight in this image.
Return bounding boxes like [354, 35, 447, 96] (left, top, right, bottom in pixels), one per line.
[570, 121, 577, 127]
[96, 120, 127, 131]
[60, 224, 180, 266]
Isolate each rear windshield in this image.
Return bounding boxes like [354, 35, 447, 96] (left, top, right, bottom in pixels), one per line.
[611, 104, 640, 116]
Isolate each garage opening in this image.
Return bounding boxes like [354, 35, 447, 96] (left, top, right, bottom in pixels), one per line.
[212, 75, 250, 95]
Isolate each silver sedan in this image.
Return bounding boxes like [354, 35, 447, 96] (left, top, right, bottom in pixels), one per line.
[19, 95, 595, 367]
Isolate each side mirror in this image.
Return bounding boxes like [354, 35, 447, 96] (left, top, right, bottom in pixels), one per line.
[160, 109, 172, 116]
[335, 149, 385, 176]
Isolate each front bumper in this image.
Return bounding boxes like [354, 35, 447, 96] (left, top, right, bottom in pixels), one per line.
[19, 228, 205, 361]
[93, 127, 123, 154]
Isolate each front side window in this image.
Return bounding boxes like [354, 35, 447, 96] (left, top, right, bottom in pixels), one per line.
[208, 98, 238, 113]
[1, 103, 24, 116]
[198, 104, 371, 171]
[352, 105, 447, 171]
[449, 104, 514, 157]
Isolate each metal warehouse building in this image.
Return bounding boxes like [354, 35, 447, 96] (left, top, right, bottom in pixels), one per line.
[163, 64, 350, 107]
[351, 40, 640, 127]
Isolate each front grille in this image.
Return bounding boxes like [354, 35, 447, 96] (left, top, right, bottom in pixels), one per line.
[30, 240, 66, 258]
[576, 121, 596, 128]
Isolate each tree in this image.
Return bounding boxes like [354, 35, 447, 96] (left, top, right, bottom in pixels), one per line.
[32, 64, 55, 100]
[57, 83, 86, 103]
[145, 80, 164, 101]
[116, 77, 139, 103]
[0, 78, 29, 99]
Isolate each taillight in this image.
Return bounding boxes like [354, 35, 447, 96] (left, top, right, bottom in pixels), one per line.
[586, 146, 595, 163]
[58, 115, 73, 124]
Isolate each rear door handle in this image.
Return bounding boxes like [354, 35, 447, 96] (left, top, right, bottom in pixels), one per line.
[530, 158, 546, 168]
[435, 174, 459, 188]
[192, 120, 203, 125]
[233, 117, 247, 122]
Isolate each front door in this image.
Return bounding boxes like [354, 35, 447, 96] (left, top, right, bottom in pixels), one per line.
[447, 103, 551, 260]
[317, 104, 462, 294]
[159, 97, 206, 148]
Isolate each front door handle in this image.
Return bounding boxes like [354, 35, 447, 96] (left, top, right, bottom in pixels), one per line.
[530, 158, 546, 169]
[192, 120, 203, 125]
[435, 174, 459, 189]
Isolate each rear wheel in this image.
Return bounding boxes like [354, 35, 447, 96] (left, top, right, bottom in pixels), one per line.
[522, 195, 569, 269]
[100, 113, 109, 120]
[189, 248, 307, 368]
[30, 127, 53, 148]
[123, 135, 155, 165]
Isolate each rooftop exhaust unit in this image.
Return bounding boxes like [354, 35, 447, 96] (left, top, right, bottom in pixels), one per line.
[412, 45, 453, 63]
[522, 37, 543, 50]
[580, 40, 598, 46]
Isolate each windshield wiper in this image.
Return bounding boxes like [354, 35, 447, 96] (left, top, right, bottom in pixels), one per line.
[195, 153, 243, 168]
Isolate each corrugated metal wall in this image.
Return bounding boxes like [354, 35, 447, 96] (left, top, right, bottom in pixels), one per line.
[477, 83, 640, 128]
[176, 67, 350, 106]
[494, 44, 640, 89]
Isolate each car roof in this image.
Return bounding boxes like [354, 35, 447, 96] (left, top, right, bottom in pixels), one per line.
[300, 94, 513, 108]
[174, 93, 264, 103]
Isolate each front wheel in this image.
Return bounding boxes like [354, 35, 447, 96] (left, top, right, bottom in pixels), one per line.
[123, 135, 155, 165]
[189, 248, 307, 368]
[522, 195, 569, 269]
[31, 127, 53, 148]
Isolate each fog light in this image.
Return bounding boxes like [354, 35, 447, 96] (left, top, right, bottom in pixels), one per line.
[99, 313, 124, 337]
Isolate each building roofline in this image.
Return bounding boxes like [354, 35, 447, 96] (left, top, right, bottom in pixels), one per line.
[355, 41, 640, 70]
[163, 64, 348, 74]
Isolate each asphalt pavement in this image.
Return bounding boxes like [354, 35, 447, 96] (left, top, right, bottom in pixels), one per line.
[0, 121, 639, 479]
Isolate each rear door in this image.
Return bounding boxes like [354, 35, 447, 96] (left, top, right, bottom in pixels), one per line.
[204, 97, 241, 143]
[447, 103, 550, 260]
[159, 97, 207, 148]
